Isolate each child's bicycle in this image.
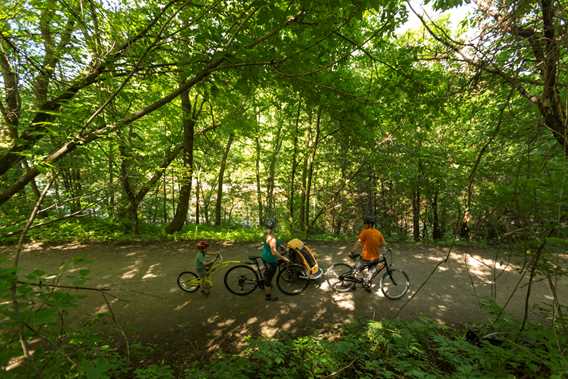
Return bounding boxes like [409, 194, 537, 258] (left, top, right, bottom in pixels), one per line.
[177, 252, 238, 293]
[223, 255, 309, 296]
[326, 248, 410, 299]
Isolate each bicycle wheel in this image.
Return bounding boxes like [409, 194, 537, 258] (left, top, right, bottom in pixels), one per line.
[177, 271, 200, 293]
[326, 263, 355, 292]
[224, 265, 259, 296]
[380, 269, 410, 299]
[276, 264, 309, 295]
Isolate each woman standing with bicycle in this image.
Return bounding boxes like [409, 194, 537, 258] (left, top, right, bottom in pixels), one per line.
[262, 219, 289, 301]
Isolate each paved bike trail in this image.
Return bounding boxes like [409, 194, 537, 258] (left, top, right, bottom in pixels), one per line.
[8, 241, 567, 363]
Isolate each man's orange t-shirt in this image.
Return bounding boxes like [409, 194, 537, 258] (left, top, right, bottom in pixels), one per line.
[358, 227, 384, 261]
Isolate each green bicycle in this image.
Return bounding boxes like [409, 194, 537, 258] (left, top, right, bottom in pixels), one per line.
[177, 252, 239, 293]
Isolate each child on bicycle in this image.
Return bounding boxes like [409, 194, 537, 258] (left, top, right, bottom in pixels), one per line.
[195, 240, 215, 295]
[349, 215, 385, 291]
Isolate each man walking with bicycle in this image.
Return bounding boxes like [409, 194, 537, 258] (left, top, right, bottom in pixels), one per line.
[349, 215, 385, 291]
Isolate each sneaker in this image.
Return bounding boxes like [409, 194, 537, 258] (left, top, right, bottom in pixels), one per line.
[265, 295, 279, 301]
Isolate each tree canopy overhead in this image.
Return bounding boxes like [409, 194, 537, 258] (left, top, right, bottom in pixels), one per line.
[0, 0, 565, 242]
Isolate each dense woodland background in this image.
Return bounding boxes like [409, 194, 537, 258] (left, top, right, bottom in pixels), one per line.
[0, 0, 567, 377]
[0, 0, 565, 243]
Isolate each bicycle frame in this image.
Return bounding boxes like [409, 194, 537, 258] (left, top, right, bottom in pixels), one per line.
[245, 256, 288, 289]
[196, 253, 239, 287]
[343, 255, 397, 286]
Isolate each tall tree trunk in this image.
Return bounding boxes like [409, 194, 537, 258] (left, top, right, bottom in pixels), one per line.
[162, 172, 167, 224]
[166, 88, 200, 234]
[367, 171, 376, 215]
[202, 184, 210, 225]
[432, 191, 442, 240]
[108, 145, 115, 218]
[422, 204, 428, 239]
[289, 99, 301, 221]
[119, 134, 139, 235]
[255, 136, 264, 225]
[266, 125, 283, 217]
[171, 172, 175, 217]
[299, 144, 308, 232]
[118, 126, 182, 234]
[412, 187, 420, 241]
[305, 107, 321, 232]
[215, 133, 234, 226]
[195, 174, 200, 224]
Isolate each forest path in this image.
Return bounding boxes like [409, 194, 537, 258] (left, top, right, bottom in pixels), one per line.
[9, 241, 567, 361]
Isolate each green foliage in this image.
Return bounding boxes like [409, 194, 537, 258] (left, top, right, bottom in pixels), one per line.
[185, 318, 568, 379]
[134, 364, 175, 379]
[0, 218, 267, 244]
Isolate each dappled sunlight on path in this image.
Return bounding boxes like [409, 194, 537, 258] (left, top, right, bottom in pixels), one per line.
[11, 240, 567, 360]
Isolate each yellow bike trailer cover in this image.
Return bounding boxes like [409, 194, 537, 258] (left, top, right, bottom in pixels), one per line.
[286, 239, 322, 279]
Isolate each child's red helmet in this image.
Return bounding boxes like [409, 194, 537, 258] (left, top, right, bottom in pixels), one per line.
[196, 240, 209, 249]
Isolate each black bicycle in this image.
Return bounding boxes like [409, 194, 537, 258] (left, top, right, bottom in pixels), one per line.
[224, 256, 309, 296]
[326, 248, 410, 299]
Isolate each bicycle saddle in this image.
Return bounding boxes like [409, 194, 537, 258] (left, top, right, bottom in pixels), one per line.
[248, 255, 261, 262]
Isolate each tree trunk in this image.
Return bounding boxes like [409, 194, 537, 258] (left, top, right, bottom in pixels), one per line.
[166, 88, 200, 233]
[255, 136, 264, 225]
[195, 173, 200, 224]
[266, 125, 283, 217]
[289, 99, 301, 221]
[162, 172, 167, 224]
[367, 171, 376, 216]
[202, 184, 210, 225]
[432, 191, 442, 240]
[215, 133, 234, 226]
[299, 146, 308, 232]
[108, 145, 115, 218]
[119, 133, 138, 235]
[305, 107, 321, 232]
[412, 187, 420, 241]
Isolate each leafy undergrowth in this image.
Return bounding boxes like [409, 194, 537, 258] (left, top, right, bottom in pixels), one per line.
[185, 319, 568, 379]
[3, 317, 566, 378]
[0, 217, 267, 244]
[0, 217, 364, 245]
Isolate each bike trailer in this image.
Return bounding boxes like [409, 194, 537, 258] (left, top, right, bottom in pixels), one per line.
[286, 239, 322, 279]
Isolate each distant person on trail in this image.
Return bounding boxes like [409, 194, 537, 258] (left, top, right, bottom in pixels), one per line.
[349, 215, 385, 290]
[261, 219, 289, 301]
[195, 240, 214, 295]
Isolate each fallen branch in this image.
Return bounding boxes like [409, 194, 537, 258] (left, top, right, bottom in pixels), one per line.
[395, 240, 457, 318]
[16, 281, 110, 292]
[12, 175, 55, 358]
[520, 230, 553, 331]
[2, 210, 87, 238]
[322, 358, 357, 378]
[102, 292, 130, 363]
[492, 260, 529, 325]
[463, 253, 481, 306]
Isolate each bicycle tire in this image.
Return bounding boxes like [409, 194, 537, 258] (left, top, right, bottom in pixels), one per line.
[177, 271, 200, 293]
[224, 265, 259, 296]
[380, 269, 410, 299]
[326, 263, 356, 292]
[276, 264, 309, 295]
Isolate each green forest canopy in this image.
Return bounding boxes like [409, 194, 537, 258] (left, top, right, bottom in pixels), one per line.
[0, 0, 566, 241]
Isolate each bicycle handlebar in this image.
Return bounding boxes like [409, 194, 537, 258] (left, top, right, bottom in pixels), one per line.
[349, 247, 392, 263]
